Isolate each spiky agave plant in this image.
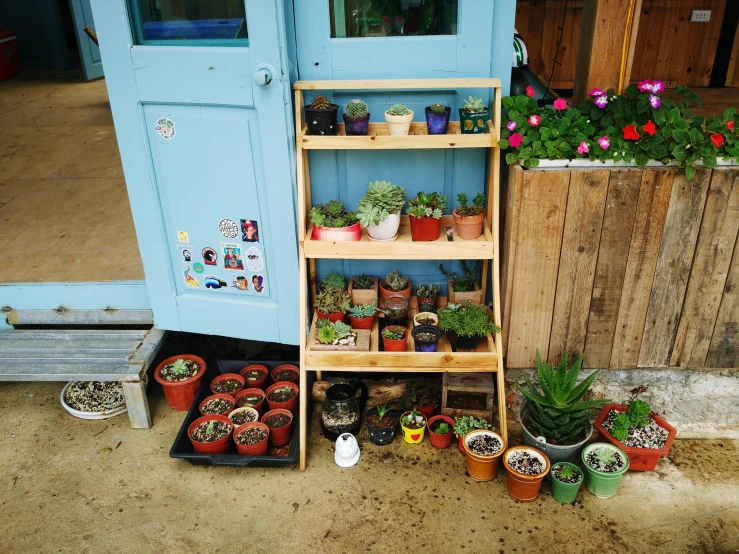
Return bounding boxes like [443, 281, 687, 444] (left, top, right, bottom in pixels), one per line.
[515, 350, 608, 444]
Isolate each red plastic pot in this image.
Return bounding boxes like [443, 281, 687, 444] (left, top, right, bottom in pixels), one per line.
[312, 221, 361, 241]
[198, 394, 235, 416]
[415, 403, 435, 420]
[315, 310, 346, 324]
[239, 364, 269, 390]
[265, 381, 299, 415]
[234, 388, 266, 416]
[270, 364, 299, 384]
[409, 215, 441, 242]
[349, 314, 375, 330]
[427, 415, 455, 449]
[209, 373, 245, 397]
[233, 421, 270, 455]
[188, 414, 233, 455]
[382, 326, 408, 352]
[457, 435, 466, 454]
[594, 403, 677, 471]
[261, 408, 294, 446]
[154, 354, 207, 411]
[379, 280, 411, 301]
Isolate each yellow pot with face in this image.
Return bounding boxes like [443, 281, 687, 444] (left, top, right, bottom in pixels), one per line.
[400, 411, 427, 444]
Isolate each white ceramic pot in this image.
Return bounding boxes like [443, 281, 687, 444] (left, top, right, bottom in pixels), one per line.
[413, 312, 439, 327]
[367, 212, 401, 241]
[385, 110, 414, 136]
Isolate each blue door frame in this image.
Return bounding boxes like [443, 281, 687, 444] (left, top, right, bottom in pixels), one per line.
[69, 0, 104, 80]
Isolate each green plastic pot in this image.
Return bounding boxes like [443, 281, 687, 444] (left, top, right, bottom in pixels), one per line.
[582, 443, 630, 499]
[550, 462, 584, 504]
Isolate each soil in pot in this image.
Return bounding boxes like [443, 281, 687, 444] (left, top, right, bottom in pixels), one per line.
[191, 420, 231, 443]
[585, 447, 627, 473]
[63, 381, 125, 413]
[414, 314, 438, 326]
[583, 443, 630, 498]
[551, 463, 583, 484]
[240, 365, 268, 389]
[230, 409, 257, 426]
[268, 386, 296, 403]
[155, 355, 207, 411]
[265, 412, 291, 429]
[159, 359, 200, 382]
[467, 433, 503, 456]
[271, 365, 299, 384]
[427, 415, 454, 449]
[200, 396, 234, 415]
[211, 377, 243, 394]
[551, 462, 584, 504]
[263, 409, 293, 446]
[400, 410, 427, 444]
[601, 409, 669, 450]
[235, 427, 268, 446]
[463, 430, 506, 481]
[236, 391, 265, 409]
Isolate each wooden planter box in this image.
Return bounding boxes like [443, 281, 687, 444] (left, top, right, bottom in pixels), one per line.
[348, 277, 378, 306]
[447, 280, 482, 305]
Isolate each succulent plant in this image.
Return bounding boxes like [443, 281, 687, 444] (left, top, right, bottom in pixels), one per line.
[309, 200, 358, 229]
[453, 415, 491, 437]
[401, 408, 425, 427]
[439, 260, 481, 292]
[315, 287, 351, 315]
[169, 358, 190, 376]
[345, 99, 368, 119]
[456, 192, 486, 216]
[382, 325, 406, 341]
[430, 103, 447, 114]
[407, 190, 447, 219]
[462, 96, 487, 113]
[308, 95, 334, 110]
[384, 270, 409, 292]
[322, 272, 346, 291]
[434, 422, 452, 434]
[437, 301, 500, 339]
[416, 284, 440, 298]
[592, 446, 617, 468]
[387, 104, 411, 116]
[317, 320, 352, 344]
[349, 300, 378, 318]
[353, 274, 373, 289]
[357, 180, 406, 227]
[611, 399, 651, 441]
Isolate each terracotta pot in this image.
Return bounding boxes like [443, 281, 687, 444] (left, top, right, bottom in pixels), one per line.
[503, 446, 551, 501]
[453, 209, 485, 240]
[239, 364, 269, 390]
[349, 314, 375, 330]
[265, 381, 299, 415]
[379, 280, 411, 300]
[270, 364, 299, 384]
[382, 326, 408, 352]
[198, 394, 236, 416]
[233, 421, 270, 456]
[262, 408, 294, 447]
[409, 215, 441, 242]
[463, 430, 506, 482]
[188, 414, 233, 455]
[233, 388, 266, 416]
[312, 221, 361, 241]
[209, 373, 245, 397]
[154, 354, 207, 411]
[315, 310, 346, 324]
[427, 415, 455, 449]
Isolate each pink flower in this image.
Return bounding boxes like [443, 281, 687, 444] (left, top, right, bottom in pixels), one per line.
[553, 98, 567, 110]
[526, 86, 535, 98]
[509, 132, 523, 148]
[638, 80, 654, 93]
[507, 120, 517, 131]
[528, 115, 540, 127]
[651, 80, 665, 93]
[594, 95, 608, 109]
[598, 136, 610, 150]
[649, 94, 661, 109]
[577, 141, 590, 155]
[590, 88, 606, 97]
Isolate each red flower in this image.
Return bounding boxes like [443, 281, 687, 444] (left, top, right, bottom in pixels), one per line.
[727, 121, 735, 130]
[526, 86, 535, 98]
[642, 120, 656, 136]
[623, 125, 639, 141]
[711, 133, 725, 148]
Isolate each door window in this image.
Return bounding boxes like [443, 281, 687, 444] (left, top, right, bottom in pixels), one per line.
[129, 0, 247, 45]
[330, 0, 457, 38]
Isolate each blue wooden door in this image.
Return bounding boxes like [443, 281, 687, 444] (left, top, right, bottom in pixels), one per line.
[90, 0, 299, 344]
[69, 0, 104, 80]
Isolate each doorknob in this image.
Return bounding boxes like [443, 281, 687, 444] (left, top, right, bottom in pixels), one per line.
[253, 64, 275, 86]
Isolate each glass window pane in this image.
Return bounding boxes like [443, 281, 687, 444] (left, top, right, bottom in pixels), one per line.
[330, 0, 457, 38]
[129, 0, 248, 46]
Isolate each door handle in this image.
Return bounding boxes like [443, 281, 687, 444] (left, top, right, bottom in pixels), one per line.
[253, 64, 275, 86]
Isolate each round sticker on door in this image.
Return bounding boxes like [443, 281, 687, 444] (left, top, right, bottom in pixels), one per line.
[154, 117, 176, 140]
[219, 219, 239, 239]
[244, 246, 264, 272]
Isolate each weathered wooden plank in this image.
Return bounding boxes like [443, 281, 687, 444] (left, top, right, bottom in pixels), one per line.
[610, 170, 674, 369]
[0, 339, 141, 352]
[638, 169, 711, 367]
[506, 169, 570, 368]
[0, 350, 132, 361]
[0, 363, 139, 381]
[548, 170, 609, 363]
[501, 165, 524, 358]
[123, 380, 152, 429]
[583, 170, 642, 368]
[6, 309, 153, 326]
[706, 235, 739, 368]
[127, 327, 166, 368]
[671, 170, 739, 368]
[0, 330, 147, 340]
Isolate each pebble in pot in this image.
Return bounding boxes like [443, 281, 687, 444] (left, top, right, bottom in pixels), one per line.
[503, 446, 550, 501]
[463, 429, 505, 481]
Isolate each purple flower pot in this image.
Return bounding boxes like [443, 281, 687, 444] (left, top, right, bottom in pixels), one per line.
[412, 325, 442, 352]
[425, 106, 451, 135]
[343, 113, 370, 135]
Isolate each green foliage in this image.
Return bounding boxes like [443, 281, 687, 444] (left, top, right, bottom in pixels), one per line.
[462, 96, 486, 113]
[456, 192, 486, 216]
[316, 320, 352, 344]
[592, 446, 617, 468]
[416, 284, 440, 298]
[388, 104, 411, 116]
[407, 190, 447, 219]
[308, 95, 333, 110]
[357, 180, 406, 227]
[437, 301, 500, 339]
[205, 422, 215, 437]
[382, 325, 406, 341]
[401, 408, 425, 427]
[346, 99, 368, 118]
[375, 401, 394, 420]
[430, 103, 447, 114]
[453, 415, 491, 438]
[349, 300, 378, 318]
[384, 270, 409, 292]
[170, 358, 190, 376]
[322, 272, 346, 291]
[439, 260, 481, 292]
[611, 413, 631, 441]
[353, 274, 373, 289]
[309, 200, 358, 229]
[611, 399, 652, 441]
[435, 422, 452, 434]
[558, 465, 576, 480]
[514, 350, 608, 444]
[315, 287, 351, 315]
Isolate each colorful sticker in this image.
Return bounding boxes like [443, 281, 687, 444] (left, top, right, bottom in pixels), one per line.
[232, 275, 249, 290]
[177, 231, 189, 243]
[203, 275, 228, 289]
[155, 117, 176, 140]
[219, 219, 239, 239]
[252, 274, 265, 293]
[221, 242, 244, 271]
[178, 245, 192, 262]
[193, 263, 204, 274]
[240, 219, 260, 243]
[183, 266, 199, 288]
[244, 246, 264, 272]
[202, 247, 217, 266]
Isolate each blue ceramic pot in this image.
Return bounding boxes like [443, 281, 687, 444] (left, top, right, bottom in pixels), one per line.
[343, 113, 370, 135]
[425, 106, 451, 135]
[412, 325, 441, 352]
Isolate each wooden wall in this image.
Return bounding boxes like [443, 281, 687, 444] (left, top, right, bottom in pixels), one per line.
[503, 165, 739, 370]
[516, 0, 727, 89]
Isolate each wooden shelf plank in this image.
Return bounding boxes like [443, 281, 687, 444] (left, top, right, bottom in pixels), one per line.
[294, 78, 502, 91]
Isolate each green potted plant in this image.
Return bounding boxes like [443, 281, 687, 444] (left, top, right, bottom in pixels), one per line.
[407, 191, 447, 241]
[514, 349, 608, 465]
[400, 408, 427, 444]
[314, 286, 351, 323]
[453, 415, 491, 453]
[343, 99, 370, 135]
[366, 401, 398, 446]
[416, 284, 440, 313]
[315, 319, 357, 348]
[550, 462, 584, 504]
[357, 180, 406, 241]
[425, 102, 451, 135]
[348, 299, 381, 330]
[437, 301, 500, 350]
[459, 96, 489, 135]
[349, 274, 378, 305]
[426, 414, 455, 449]
[154, 355, 207, 411]
[309, 200, 360, 241]
[453, 192, 486, 240]
[304, 94, 338, 136]
[385, 103, 414, 136]
[411, 325, 442, 352]
[381, 325, 408, 352]
[380, 270, 411, 300]
[400, 381, 439, 419]
[439, 261, 482, 304]
[582, 442, 630, 498]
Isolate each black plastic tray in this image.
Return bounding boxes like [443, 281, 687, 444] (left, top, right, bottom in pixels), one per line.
[169, 359, 300, 467]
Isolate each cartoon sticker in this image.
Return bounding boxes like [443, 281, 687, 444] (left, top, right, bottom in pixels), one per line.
[193, 263, 204, 274]
[221, 242, 244, 271]
[252, 274, 265, 293]
[202, 247, 217, 266]
[244, 246, 264, 272]
[219, 219, 239, 239]
[177, 231, 189, 243]
[155, 117, 176, 140]
[241, 219, 259, 243]
[183, 266, 199, 288]
[178, 245, 192, 262]
[232, 275, 249, 290]
[204, 275, 228, 289]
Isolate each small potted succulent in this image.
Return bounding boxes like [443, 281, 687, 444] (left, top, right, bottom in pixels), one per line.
[314, 286, 351, 323]
[310, 200, 360, 241]
[233, 421, 270, 456]
[454, 416, 491, 453]
[411, 325, 442, 352]
[209, 373, 245, 397]
[400, 408, 427, 444]
[271, 364, 299, 384]
[503, 446, 550, 501]
[453, 192, 486, 240]
[425, 102, 451, 135]
[407, 191, 447, 242]
[385, 103, 414, 136]
[262, 408, 294, 446]
[416, 284, 440, 313]
[357, 180, 406, 241]
[315, 319, 358, 348]
[550, 462, 584, 504]
[463, 429, 505, 481]
[228, 406, 259, 428]
[349, 274, 378, 305]
[400, 382, 439, 419]
[366, 402, 398, 446]
[199, 394, 235, 416]
[343, 99, 370, 135]
[438, 301, 500, 350]
[304, 94, 338, 136]
[265, 381, 299, 415]
[239, 364, 269, 390]
[427, 414, 455, 449]
[348, 299, 381, 330]
[380, 270, 411, 300]
[439, 261, 483, 304]
[321, 272, 346, 291]
[154, 355, 207, 411]
[234, 388, 266, 415]
[381, 325, 408, 352]
[582, 442, 630, 498]
[188, 414, 233, 455]
[459, 96, 489, 135]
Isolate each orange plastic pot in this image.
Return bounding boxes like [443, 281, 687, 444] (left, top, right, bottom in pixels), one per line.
[262, 408, 294, 446]
[198, 393, 235, 416]
[409, 215, 441, 241]
[188, 414, 233, 455]
[209, 373, 245, 397]
[270, 364, 299, 384]
[349, 314, 375, 330]
[233, 388, 266, 416]
[503, 446, 551, 502]
[427, 415, 455, 449]
[453, 209, 485, 240]
[382, 326, 408, 352]
[265, 381, 299, 415]
[379, 280, 411, 300]
[154, 354, 207, 411]
[233, 421, 270, 455]
[239, 364, 269, 390]
[463, 430, 506, 482]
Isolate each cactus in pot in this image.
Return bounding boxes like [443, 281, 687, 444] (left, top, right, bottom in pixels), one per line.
[425, 102, 451, 135]
[343, 99, 370, 135]
[305, 95, 339, 136]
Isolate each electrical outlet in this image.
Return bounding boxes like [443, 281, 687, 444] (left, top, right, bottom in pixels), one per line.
[690, 10, 711, 22]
